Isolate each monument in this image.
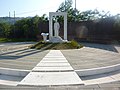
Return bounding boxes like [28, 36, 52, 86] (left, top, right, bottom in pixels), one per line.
[49, 12, 68, 43]
[41, 12, 68, 43]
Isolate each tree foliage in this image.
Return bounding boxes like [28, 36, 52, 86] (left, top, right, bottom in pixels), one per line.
[0, 15, 48, 39]
[114, 14, 120, 31]
[0, 23, 11, 38]
[57, 0, 112, 21]
[13, 15, 48, 39]
[57, 0, 73, 12]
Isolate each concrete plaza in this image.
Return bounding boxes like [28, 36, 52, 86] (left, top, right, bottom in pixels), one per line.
[0, 42, 120, 89]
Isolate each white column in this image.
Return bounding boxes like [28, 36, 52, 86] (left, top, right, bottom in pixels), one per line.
[49, 13, 53, 40]
[64, 13, 67, 40]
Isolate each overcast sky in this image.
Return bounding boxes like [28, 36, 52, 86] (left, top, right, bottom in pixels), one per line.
[0, 0, 120, 17]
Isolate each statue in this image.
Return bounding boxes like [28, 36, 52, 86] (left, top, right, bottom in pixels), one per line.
[54, 19, 60, 37]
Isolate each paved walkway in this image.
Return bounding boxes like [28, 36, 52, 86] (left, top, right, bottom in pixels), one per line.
[19, 50, 83, 86]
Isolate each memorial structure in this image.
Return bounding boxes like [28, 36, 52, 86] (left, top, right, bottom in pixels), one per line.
[41, 12, 68, 43]
[49, 12, 68, 43]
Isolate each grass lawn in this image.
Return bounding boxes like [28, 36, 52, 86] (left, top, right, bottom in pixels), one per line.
[29, 40, 83, 50]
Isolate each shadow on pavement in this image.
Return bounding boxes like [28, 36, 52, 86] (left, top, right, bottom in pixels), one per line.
[81, 42, 119, 53]
[0, 48, 29, 56]
[0, 49, 46, 60]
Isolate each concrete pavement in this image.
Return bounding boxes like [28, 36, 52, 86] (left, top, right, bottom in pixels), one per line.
[0, 42, 120, 89]
[61, 44, 120, 70]
[0, 42, 120, 71]
[0, 42, 49, 70]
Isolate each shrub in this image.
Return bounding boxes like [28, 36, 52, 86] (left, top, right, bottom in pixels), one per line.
[70, 40, 79, 47]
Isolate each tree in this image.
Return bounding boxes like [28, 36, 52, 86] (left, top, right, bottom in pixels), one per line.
[0, 23, 5, 37]
[39, 14, 48, 22]
[114, 14, 120, 30]
[79, 9, 112, 21]
[98, 10, 111, 18]
[79, 10, 98, 21]
[12, 15, 48, 39]
[57, 0, 73, 12]
[57, 0, 81, 22]
[57, 0, 112, 21]
[0, 23, 11, 38]
[32, 15, 40, 38]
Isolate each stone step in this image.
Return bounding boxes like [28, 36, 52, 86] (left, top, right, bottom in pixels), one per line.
[19, 72, 84, 86]
[32, 66, 73, 72]
[81, 70, 120, 85]
[0, 74, 23, 86]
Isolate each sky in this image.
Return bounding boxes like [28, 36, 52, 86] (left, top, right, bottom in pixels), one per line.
[0, 0, 120, 17]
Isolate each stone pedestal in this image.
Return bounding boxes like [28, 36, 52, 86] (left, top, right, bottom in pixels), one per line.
[50, 36, 63, 43]
[41, 33, 49, 42]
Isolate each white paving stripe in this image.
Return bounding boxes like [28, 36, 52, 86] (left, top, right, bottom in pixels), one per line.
[32, 66, 74, 72]
[36, 62, 71, 67]
[19, 50, 84, 86]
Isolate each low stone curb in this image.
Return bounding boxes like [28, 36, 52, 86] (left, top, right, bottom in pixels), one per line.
[75, 63, 120, 76]
[0, 67, 30, 77]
